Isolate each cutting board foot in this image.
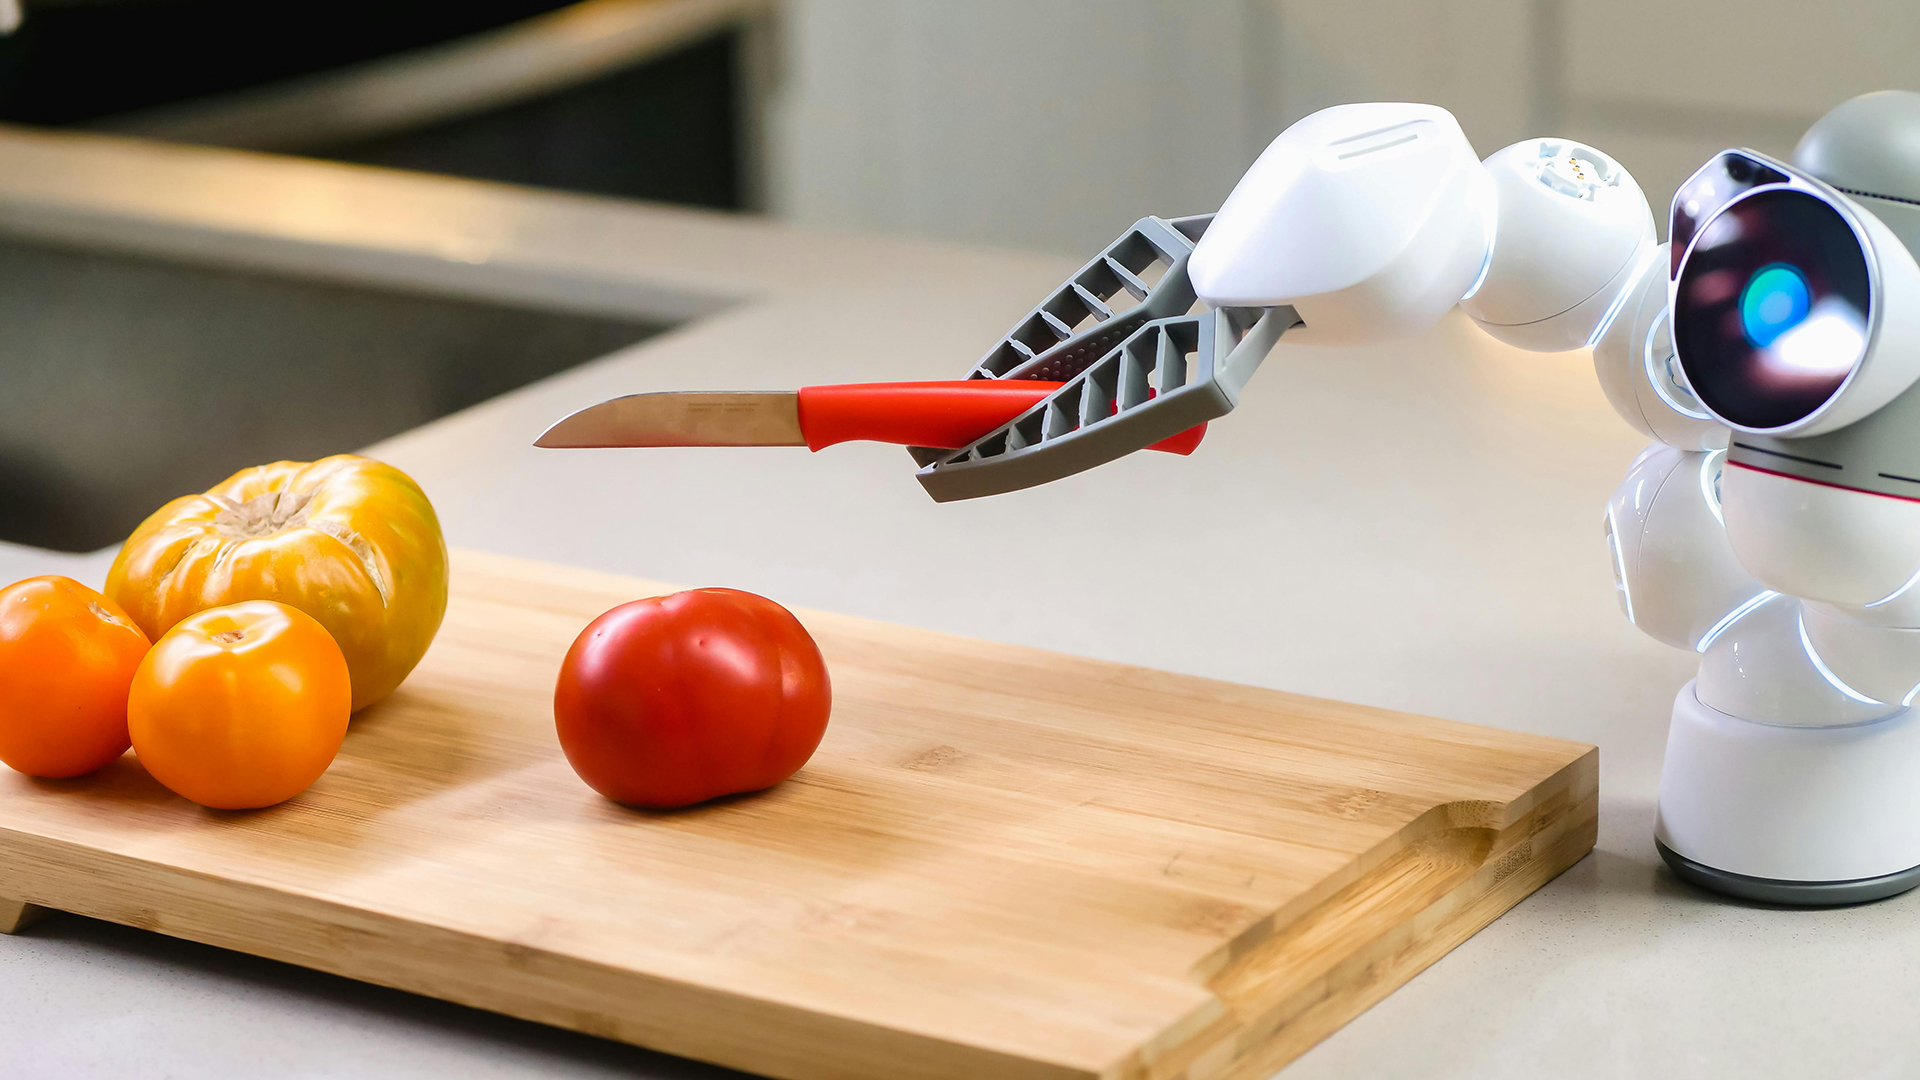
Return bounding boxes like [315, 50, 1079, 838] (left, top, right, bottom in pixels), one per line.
[0, 897, 55, 934]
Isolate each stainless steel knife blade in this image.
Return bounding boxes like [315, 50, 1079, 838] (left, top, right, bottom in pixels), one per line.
[534, 392, 805, 448]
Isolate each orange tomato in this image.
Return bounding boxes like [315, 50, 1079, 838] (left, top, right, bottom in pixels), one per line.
[0, 576, 151, 778]
[107, 455, 447, 712]
[128, 601, 351, 809]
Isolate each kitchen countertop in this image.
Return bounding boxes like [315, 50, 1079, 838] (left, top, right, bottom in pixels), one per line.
[0, 127, 1912, 1080]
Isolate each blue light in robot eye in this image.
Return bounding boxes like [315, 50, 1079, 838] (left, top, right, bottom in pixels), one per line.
[1740, 263, 1811, 348]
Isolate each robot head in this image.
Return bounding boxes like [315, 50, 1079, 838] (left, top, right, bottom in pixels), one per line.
[1668, 145, 1920, 438]
[1679, 92, 1920, 615]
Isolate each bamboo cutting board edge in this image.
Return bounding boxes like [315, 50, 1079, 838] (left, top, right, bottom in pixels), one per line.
[0, 549, 1599, 1080]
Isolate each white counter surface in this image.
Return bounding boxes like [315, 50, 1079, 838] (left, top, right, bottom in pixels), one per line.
[0, 128, 1911, 1080]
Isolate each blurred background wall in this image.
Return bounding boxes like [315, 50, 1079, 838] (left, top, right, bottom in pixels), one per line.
[768, 0, 1919, 255]
[2, 0, 1904, 258]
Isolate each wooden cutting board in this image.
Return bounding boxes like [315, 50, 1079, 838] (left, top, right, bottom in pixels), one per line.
[0, 549, 1595, 1080]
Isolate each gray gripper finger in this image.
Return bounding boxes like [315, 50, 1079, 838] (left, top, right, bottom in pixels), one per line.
[908, 213, 1296, 501]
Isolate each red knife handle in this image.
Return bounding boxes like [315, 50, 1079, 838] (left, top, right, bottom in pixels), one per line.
[795, 381, 1205, 455]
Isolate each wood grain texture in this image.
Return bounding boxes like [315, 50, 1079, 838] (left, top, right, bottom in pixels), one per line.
[0, 549, 1596, 1079]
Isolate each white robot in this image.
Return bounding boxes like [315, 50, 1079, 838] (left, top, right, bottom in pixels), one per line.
[1184, 91, 1920, 904]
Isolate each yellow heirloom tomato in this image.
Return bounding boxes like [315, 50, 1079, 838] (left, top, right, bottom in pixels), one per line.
[107, 455, 447, 712]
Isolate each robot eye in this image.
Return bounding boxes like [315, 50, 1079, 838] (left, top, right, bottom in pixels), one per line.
[1671, 188, 1871, 431]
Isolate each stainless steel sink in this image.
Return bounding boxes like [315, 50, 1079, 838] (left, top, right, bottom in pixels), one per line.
[0, 236, 656, 551]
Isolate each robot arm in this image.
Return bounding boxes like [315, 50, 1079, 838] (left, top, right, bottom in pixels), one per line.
[912, 103, 1725, 501]
[1187, 102, 1725, 450]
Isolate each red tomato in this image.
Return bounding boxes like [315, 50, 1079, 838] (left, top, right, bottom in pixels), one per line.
[554, 589, 831, 809]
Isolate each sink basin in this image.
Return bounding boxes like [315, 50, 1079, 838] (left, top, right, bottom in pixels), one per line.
[0, 236, 656, 552]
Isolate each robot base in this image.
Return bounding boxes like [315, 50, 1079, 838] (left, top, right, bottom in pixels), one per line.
[1655, 682, 1920, 906]
[1655, 839, 1920, 905]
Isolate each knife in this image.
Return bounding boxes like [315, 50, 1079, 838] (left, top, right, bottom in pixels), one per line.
[534, 381, 1206, 454]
